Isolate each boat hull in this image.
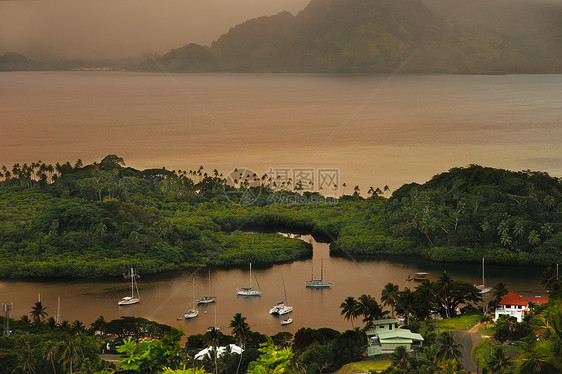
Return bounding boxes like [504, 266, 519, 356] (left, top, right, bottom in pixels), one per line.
[237, 289, 262, 296]
[281, 318, 293, 325]
[305, 281, 332, 288]
[270, 304, 293, 315]
[118, 298, 140, 306]
[185, 309, 199, 319]
[197, 296, 216, 305]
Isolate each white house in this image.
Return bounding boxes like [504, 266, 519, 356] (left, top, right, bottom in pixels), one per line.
[494, 292, 549, 322]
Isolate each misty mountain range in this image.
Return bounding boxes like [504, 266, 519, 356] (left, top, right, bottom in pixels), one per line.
[3, 0, 561, 73]
[140, 0, 561, 74]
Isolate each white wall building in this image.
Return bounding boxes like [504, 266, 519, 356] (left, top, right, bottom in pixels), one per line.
[494, 292, 548, 322]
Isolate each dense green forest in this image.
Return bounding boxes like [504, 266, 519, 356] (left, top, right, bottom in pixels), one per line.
[0, 155, 560, 278]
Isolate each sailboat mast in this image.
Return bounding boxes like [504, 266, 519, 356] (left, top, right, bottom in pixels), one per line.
[192, 278, 196, 308]
[130, 268, 134, 298]
[249, 263, 252, 288]
[281, 271, 288, 304]
[482, 258, 485, 287]
[321, 259, 324, 281]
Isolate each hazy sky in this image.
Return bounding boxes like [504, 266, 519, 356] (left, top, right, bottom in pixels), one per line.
[0, 0, 309, 59]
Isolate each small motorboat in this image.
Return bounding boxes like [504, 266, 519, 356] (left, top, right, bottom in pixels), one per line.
[405, 274, 413, 282]
[281, 317, 293, 325]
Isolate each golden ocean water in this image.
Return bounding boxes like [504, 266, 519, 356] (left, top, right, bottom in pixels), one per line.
[1, 71, 561, 192]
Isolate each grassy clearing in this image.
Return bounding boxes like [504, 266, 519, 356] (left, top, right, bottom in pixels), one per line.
[334, 359, 392, 374]
[421, 314, 481, 335]
[472, 338, 524, 371]
[478, 323, 495, 336]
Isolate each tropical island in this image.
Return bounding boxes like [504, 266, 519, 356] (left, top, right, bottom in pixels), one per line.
[0, 155, 559, 279]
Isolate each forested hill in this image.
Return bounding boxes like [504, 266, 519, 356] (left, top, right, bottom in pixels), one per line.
[141, 0, 562, 74]
[0, 157, 560, 278]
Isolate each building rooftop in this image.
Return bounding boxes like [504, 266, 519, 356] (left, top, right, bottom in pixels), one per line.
[366, 328, 424, 342]
[497, 292, 549, 306]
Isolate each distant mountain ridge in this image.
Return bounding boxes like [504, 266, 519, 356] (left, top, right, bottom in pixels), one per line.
[143, 0, 562, 73]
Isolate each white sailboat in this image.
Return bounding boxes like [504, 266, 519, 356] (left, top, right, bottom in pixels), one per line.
[118, 268, 140, 306]
[197, 270, 216, 304]
[237, 263, 262, 296]
[305, 259, 333, 288]
[185, 279, 199, 319]
[269, 271, 293, 315]
[475, 257, 492, 294]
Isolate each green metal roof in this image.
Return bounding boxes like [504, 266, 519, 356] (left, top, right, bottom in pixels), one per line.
[367, 328, 424, 342]
[370, 319, 397, 326]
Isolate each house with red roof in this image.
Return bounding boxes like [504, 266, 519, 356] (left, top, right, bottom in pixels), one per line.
[494, 292, 549, 322]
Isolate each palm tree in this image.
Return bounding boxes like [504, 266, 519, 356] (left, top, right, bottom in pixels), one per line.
[417, 345, 440, 372]
[531, 300, 562, 371]
[497, 220, 509, 237]
[15, 334, 37, 374]
[71, 320, 85, 334]
[43, 339, 61, 374]
[435, 332, 463, 364]
[436, 273, 455, 318]
[528, 230, 541, 246]
[230, 313, 249, 374]
[437, 359, 462, 374]
[229, 313, 249, 349]
[30, 301, 48, 323]
[513, 220, 526, 238]
[515, 350, 558, 374]
[396, 288, 416, 325]
[540, 267, 560, 293]
[493, 282, 509, 302]
[340, 296, 359, 328]
[59, 335, 84, 374]
[543, 195, 555, 210]
[90, 315, 107, 335]
[381, 283, 400, 318]
[500, 232, 512, 248]
[20, 314, 32, 327]
[390, 346, 411, 370]
[541, 223, 554, 240]
[363, 299, 388, 328]
[355, 294, 388, 328]
[204, 327, 221, 374]
[486, 345, 513, 373]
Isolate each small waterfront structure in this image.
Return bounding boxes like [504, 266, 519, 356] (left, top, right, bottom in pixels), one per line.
[366, 319, 424, 356]
[493, 292, 549, 322]
[413, 272, 428, 281]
